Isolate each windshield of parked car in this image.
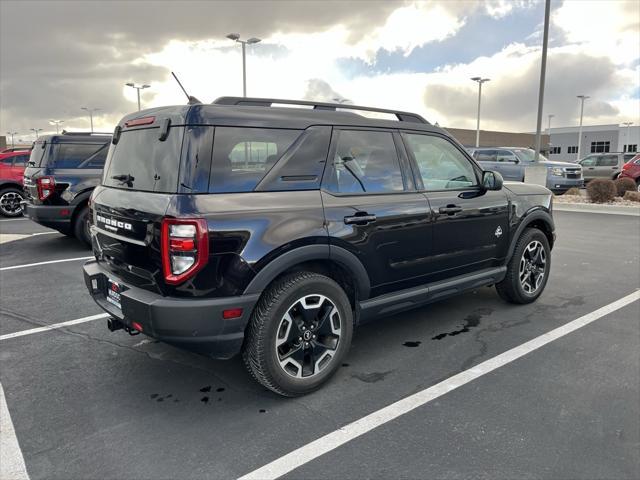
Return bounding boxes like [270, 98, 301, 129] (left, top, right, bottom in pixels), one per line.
[512, 148, 550, 163]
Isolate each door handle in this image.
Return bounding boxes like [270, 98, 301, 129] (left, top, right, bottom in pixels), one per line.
[344, 212, 377, 225]
[439, 205, 463, 215]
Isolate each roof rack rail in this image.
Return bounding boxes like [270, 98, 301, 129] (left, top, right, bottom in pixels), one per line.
[60, 130, 112, 136]
[212, 97, 429, 124]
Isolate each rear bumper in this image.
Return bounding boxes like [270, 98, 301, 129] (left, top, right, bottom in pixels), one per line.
[547, 177, 584, 193]
[83, 260, 260, 359]
[22, 202, 75, 231]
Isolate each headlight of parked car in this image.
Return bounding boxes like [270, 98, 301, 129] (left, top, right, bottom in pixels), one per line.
[551, 167, 564, 176]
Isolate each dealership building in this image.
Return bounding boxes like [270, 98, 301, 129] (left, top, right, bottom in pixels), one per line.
[546, 124, 639, 162]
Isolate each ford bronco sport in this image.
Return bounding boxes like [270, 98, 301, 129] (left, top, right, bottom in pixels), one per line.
[83, 98, 555, 396]
[23, 132, 111, 245]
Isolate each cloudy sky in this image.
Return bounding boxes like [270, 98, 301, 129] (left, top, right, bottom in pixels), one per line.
[1, 0, 638, 140]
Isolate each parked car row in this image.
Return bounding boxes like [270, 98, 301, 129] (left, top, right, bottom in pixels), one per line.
[21, 132, 110, 244]
[467, 147, 583, 193]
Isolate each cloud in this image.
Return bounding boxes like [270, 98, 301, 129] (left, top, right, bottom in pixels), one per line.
[303, 79, 346, 103]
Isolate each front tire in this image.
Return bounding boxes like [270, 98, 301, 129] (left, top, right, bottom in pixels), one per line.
[496, 228, 551, 304]
[242, 271, 353, 396]
[0, 187, 24, 217]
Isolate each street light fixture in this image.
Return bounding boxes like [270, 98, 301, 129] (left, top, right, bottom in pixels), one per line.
[81, 107, 100, 133]
[6, 131, 18, 148]
[49, 119, 64, 134]
[471, 77, 490, 147]
[227, 33, 261, 97]
[576, 95, 590, 161]
[125, 83, 151, 111]
[621, 122, 633, 152]
[30, 128, 43, 139]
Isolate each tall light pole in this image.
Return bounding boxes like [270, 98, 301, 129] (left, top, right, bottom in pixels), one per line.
[6, 131, 18, 148]
[125, 83, 150, 111]
[81, 107, 100, 133]
[49, 119, 64, 134]
[576, 95, 590, 161]
[621, 122, 633, 152]
[532, 0, 551, 163]
[471, 77, 490, 147]
[227, 33, 261, 97]
[547, 114, 554, 134]
[30, 128, 42, 139]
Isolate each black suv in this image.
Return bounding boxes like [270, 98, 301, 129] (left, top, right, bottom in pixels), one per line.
[83, 98, 555, 396]
[23, 132, 111, 245]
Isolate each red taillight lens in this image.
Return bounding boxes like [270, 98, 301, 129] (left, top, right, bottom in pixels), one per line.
[36, 176, 55, 201]
[222, 308, 244, 320]
[161, 218, 209, 285]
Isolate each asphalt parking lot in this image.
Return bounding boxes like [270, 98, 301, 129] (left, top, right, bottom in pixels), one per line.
[1, 211, 639, 480]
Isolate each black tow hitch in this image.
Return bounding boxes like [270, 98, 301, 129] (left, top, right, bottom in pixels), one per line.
[107, 318, 124, 332]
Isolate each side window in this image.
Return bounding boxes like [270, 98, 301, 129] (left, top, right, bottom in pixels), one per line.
[404, 134, 478, 190]
[597, 155, 617, 167]
[496, 150, 518, 162]
[475, 150, 497, 162]
[78, 144, 109, 168]
[210, 127, 300, 193]
[13, 155, 29, 166]
[326, 130, 404, 194]
[580, 156, 597, 166]
[50, 143, 108, 168]
[0, 157, 14, 165]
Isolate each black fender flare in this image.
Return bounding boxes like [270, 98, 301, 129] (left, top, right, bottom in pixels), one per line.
[506, 209, 555, 262]
[243, 244, 371, 299]
[0, 180, 22, 190]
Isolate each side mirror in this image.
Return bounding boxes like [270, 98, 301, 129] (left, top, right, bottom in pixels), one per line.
[482, 170, 503, 191]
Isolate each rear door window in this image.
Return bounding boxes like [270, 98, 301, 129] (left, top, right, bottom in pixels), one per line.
[103, 127, 184, 193]
[597, 155, 618, 167]
[13, 154, 29, 166]
[474, 150, 497, 162]
[48, 143, 109, 169]
[209, 127, 300, 193]
[324, 130, 405, 194]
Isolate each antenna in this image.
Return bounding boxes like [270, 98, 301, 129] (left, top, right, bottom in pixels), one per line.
[171, 71, 202, 105]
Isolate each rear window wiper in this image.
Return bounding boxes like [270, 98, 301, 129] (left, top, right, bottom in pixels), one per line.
[111, 174, 135, 187]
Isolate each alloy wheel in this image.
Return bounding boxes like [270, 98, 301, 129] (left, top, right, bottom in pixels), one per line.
[0, 191, 23, 216]
[275, 294, 342, 378]
[519, 240, 547, 295]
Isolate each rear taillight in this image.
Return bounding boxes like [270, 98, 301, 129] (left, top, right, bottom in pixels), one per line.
[36, 176, 55, 201]
[161, 218, 209, 285]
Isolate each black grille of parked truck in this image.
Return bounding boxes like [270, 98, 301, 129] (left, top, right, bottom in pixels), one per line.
[23, 132, 111, 246]
[83, 98, 555, 396]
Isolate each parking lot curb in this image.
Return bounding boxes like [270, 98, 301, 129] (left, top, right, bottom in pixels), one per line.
[554, 203, 640, 216]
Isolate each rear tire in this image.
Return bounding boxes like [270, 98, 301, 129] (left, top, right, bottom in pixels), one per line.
[0, 187, 24, 217]
[496, 228, 550, 304]
[73, 205, 91, 247]
[242, 271, 353, 397]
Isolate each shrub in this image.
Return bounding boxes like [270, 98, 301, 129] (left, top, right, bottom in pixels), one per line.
[623, 191, 640, 203]
[586, 178, 616, 203]
[614, 177, 637, 197]
[564, 187, 581, 196]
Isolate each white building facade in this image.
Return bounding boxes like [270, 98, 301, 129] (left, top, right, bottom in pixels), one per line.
[547, 124, 639, 162]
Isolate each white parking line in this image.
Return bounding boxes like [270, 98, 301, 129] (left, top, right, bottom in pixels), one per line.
[0, 383, 29, 480]
[0, 218, 28, 222]
[239, 290, 640, 480]
[0, 313, 109, 341]
[0, 256, 92, 272]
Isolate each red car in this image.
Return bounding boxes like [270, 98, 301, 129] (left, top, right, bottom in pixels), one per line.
[619, 154, 640, 192]
[0, 150, 30, 216]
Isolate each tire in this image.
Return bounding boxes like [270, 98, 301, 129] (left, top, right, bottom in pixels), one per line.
[496, 228, 551, 304]
[73, 205, 91, 247]
[0, 187, 24, 217]
[242, 271, 353, 397]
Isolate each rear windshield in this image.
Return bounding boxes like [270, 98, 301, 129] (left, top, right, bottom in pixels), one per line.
[103, 127, 184, 193]
[28, 142, 47, 166]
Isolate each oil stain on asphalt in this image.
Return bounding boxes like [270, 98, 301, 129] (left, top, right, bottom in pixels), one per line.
[403, 341, 421, 347]
[352, 370, 394, 383]
[431, 307, 493, 340]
